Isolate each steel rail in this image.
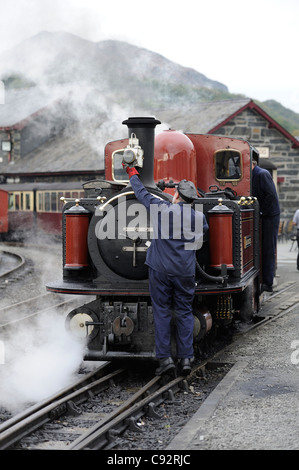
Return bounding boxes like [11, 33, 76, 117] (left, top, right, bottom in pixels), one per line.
[69, 362, 208, 450]
[0, 364, 124, 449]
[0, 250, 25, 278]
[0, 293, 86, 329]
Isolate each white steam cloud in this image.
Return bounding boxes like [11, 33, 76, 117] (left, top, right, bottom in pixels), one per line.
[0, 311, 86, 413]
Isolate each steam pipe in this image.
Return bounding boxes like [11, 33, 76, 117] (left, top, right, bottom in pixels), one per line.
[196, 260, 228, 286]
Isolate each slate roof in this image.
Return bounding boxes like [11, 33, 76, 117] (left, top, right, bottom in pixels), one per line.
[1, 93, 298, 176]
[158, 98, 299, 148]
[0, 87, 105, 174]
[1, 123, 105, 174]
[157, 98, 253, 133]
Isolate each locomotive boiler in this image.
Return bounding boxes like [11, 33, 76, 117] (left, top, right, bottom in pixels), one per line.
[46, 116, 261, 361]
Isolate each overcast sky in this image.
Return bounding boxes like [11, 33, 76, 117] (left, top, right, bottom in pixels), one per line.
[0, 0, 298, 112]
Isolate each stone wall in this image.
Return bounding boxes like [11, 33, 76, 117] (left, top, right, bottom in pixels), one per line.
[0, 129, 21, 169]
[213, 107, 299, 221]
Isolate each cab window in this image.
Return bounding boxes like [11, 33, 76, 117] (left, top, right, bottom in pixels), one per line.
[112, 150, 128, 182]
[215, 150, 242, 181]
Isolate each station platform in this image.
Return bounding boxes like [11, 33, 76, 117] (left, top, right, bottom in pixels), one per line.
[167, 241, 299, 450]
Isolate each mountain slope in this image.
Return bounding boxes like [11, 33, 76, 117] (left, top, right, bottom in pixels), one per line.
[0, 31, 298, 136]
[0, 31, 227, 91]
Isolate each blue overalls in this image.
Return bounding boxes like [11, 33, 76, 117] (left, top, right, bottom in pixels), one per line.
[130, 175, 209, 358]
[252, 165, 280, 288]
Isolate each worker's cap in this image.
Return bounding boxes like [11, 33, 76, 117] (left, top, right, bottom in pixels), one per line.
[177, 179, 199, 203]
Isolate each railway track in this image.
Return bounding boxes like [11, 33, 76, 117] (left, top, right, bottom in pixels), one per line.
[0, 359, 211, 450]
[1, 271, 298, 450]
[0, 249, 26, 279]
[240, 279, 299, 332]
[0, 291, 90, 328]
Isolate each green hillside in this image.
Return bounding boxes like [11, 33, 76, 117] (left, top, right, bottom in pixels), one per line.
[256, 99, 299, 137]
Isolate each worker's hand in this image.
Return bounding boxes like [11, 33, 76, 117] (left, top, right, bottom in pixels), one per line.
[122, 163, 139, 178]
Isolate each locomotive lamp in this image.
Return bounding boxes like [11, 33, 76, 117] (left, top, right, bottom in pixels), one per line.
[123, 133, 144, 168]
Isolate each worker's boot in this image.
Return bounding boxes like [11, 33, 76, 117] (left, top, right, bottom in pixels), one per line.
[178, 358, 192, 376]
[155, 357, 176, 376]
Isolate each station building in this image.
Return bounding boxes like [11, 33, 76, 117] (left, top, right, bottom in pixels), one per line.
[0, 89, 298, 223]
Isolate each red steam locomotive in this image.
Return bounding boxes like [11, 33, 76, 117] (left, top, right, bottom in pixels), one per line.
[47, 116, 261, 361]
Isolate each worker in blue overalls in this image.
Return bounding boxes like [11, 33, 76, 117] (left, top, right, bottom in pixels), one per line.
[252, 160, 280, 292]
[123, 164, 209, 376]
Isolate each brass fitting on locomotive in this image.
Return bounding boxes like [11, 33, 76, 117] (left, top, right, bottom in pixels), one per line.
[238, 196, 257, 206]
[215, 294, 234, 320]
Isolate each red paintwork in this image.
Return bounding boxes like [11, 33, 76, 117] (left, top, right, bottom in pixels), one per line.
[0, 189, 8, 233]
[154, 130, 197, 187]
[7, 211, 35, 232]
[7, 211, 62, 235]
[186, 134, 251, 196]
[105, 139, 129, 181]
[105, 133, 252, 198]
[208, 210, 234, 269]
[65, 212, 89, 267]
[36, 212, 62, 235]
[241, 209, 254, 275]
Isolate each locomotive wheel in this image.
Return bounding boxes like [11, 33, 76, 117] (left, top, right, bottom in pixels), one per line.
[65, 308, 99, 341]
[113, 316, 134, 336]
[239, 284, 254, 322]
[193, 307, 212, 341]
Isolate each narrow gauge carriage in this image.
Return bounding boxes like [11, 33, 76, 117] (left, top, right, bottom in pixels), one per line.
[47, 116, 262, 361]
[0, 182, 84, 239]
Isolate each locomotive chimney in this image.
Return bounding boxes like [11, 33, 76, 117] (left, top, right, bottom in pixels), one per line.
[122, 116, 161, 189]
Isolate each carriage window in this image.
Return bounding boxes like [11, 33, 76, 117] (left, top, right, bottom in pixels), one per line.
[58, 192, 64, 210]
[25, 193, 31, 210]
[112, 150, 129, 182]
[51, 192, 57, 211]
[215, 150, 242, 181]
[15, 194, 20, 210]
[38, 193, 43, 211]
[45, 192, 50, 211]
[8, 193, 14, 210]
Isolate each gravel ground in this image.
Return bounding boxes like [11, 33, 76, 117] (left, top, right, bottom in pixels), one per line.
[176, 306, 299, 450]
[168, 244, 299, 450]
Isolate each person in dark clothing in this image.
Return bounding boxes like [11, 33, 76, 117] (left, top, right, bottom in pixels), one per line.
[252, 160, 280, 292]
[292, 209, 299, 270]
[123, 165, 209, 376]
